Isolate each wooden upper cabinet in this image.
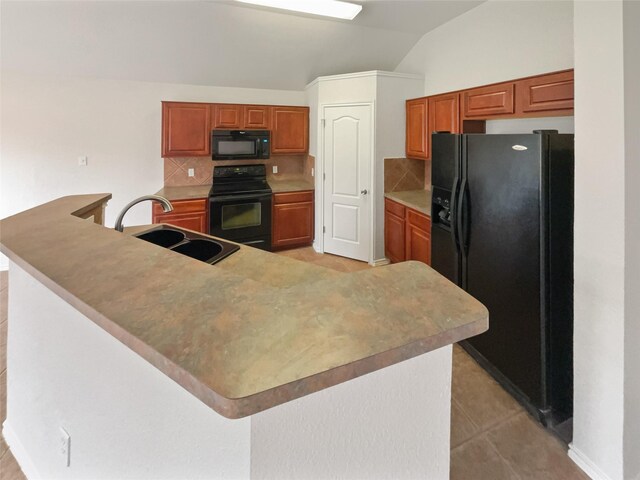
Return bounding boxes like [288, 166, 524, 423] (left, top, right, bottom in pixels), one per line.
[463, 83, 515, 118]
[243, 105, 271, 129]
[212, 104, 243, 129]
[406, 98, 429, 160]
[271, 106, 309, 154]
[428, 93, 460, 135]
[162, 102, 211, 157]
[516, 70, 574, 115]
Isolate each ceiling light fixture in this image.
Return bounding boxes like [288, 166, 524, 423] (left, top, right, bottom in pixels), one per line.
[235, 0, 363, 20]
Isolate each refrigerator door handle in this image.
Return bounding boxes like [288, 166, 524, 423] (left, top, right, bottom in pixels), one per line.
[457, 177, 468, 258]
[451, 176, 460, 251]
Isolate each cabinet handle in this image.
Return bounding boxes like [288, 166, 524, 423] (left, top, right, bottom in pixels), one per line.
[360, 189, 368, 195]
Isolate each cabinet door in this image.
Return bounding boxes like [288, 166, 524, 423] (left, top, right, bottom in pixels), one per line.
[162, 102, 210, 157]
[463, 83, 515, 118]
[212, 104, 243, 129]
[406, 98, 428, 160]
[429, 93, 460, 134]
[272, 191, 314, 248]
[271, 107, 309, 154]
[243, 105, 271, 129]
[516, 70, 574, 114]
[405, 209, 431, 265]
[384, 199, 406, 263]
[152, 198, 208, 233]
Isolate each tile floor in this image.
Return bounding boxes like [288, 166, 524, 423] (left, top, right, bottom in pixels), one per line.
[0, 252, 588, 479]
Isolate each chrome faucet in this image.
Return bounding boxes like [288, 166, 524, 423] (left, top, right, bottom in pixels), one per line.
[114, 195, 173, 232]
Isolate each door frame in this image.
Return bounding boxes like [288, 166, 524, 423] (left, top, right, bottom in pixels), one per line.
[317, 101, 376, 264]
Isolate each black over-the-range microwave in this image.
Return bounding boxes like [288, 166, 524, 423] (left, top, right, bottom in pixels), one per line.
[212, 130, 270, 160]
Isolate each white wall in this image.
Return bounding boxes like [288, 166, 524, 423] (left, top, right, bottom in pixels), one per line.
[374, 75, 424, 261]
[395, 0, 574, 96]
[485, 117, 575, 135]
[570, 2, 640, 480]
[0, 71, 305, 269]
[571, 2, 625, 477]
[623, 2, 640, 479]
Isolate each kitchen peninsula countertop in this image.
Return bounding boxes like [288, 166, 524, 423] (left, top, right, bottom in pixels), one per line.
[155, 185, 211, 201]
[0, 194, 487, 419]
[385, 189, 431, 216]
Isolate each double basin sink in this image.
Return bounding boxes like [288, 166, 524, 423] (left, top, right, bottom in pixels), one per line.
[134, 225, 239, 265]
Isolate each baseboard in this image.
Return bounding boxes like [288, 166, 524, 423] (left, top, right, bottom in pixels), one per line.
[371, 258, 390, 267]
[568, 444, 612, 480]
[2, 420, 41, 479]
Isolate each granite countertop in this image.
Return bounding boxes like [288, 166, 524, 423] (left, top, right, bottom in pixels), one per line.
[385, 189, 431, 216]
[0, 194, 487, 419]
[155, 185, 211, 201]
[268, 176, 315, 193]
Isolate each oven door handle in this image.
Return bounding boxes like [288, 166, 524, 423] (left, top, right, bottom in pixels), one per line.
[210, 193, 272, 203]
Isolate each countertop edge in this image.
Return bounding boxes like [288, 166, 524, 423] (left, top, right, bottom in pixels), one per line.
[384, 191, 430, 216]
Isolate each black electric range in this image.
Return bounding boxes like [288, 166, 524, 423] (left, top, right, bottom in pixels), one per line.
[209, 165, 272, 251]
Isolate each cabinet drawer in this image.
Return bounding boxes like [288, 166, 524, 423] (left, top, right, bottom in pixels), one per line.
[385, 198, 406, 218]
[463, 83, 515, 118]
[153, 198, 207, 216]
[273, 190, 314, 205]
[407, 209, 431, 233]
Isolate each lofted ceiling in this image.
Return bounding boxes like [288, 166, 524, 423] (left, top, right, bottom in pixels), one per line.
[1, 0, 483, 91]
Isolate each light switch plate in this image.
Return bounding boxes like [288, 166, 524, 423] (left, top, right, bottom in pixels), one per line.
[272, 165, 278, 174]
[188, 168, 195, 177]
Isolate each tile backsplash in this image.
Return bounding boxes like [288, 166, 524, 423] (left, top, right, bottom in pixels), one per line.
[384, 158, 429, 193]
[164, 154, 310, 186]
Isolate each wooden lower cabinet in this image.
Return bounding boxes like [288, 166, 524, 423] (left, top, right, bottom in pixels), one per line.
[152, 198, 208, 234]
[384, 201, 406, 263]
[272, 190, 314, 249]
[384, 198, 431, 265]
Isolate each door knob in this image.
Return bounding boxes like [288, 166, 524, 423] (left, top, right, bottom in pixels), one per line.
[361, 189, 368, 195]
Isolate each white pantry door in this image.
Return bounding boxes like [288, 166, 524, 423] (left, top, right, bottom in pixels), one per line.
[322, 104, 372, 262]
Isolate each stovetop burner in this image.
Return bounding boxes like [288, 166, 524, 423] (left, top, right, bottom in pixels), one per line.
[209, 164, 272, 197]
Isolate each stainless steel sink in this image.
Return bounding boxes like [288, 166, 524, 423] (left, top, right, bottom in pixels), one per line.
[134, 225, 239, 265]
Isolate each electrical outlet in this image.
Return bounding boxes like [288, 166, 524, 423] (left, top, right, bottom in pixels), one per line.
[78, 156, 88, 166]
[311, 168, 314, 177]
[272, 165, 278, 174]
[188, 168, 195, 177]
[59, 427, 71, 467]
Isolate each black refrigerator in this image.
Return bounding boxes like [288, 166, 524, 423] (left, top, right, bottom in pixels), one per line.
[431, 131, 574, 429]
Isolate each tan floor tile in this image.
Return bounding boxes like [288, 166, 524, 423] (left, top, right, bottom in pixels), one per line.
[486, 412, 589, 480]
[0, 370, 5, 424]
[451, 346, 523, 432]
[0, 288, 7, 324]
[0, 434, 8, 461]
[451, 435, 520, 480]
[451, 398, 480, 449]
[0, 449, 27, 480]
[0, 320, 6, 375]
